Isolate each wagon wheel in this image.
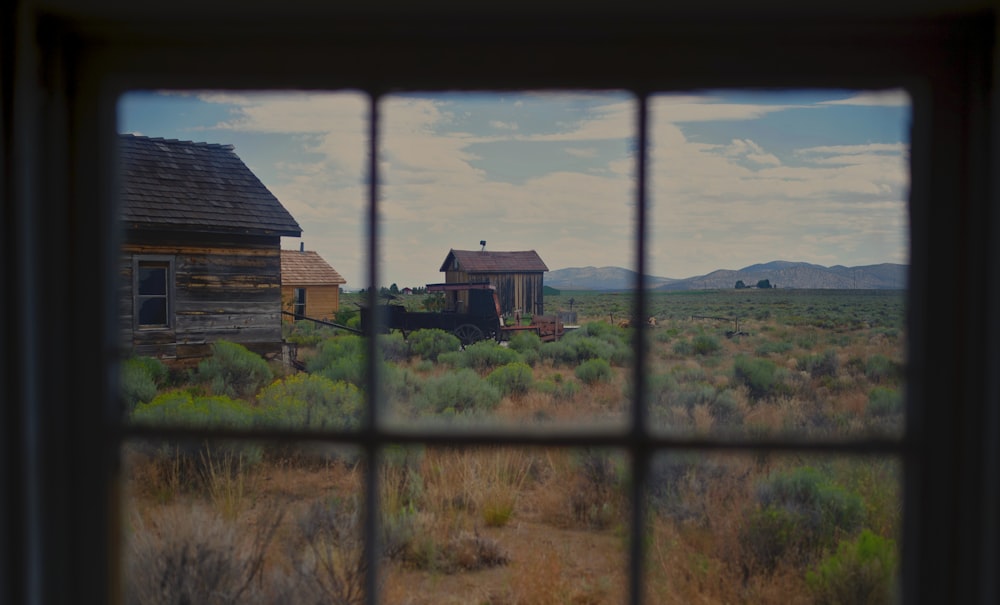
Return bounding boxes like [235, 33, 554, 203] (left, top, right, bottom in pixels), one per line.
[453, 324, 484, 347]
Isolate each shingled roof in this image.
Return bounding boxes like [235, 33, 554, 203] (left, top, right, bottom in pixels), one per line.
[440, 249, 548, 273]
[281, 250, 346, 286]
[119, 134, 302, 237]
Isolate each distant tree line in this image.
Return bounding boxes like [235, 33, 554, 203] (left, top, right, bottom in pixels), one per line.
[735, 279, 774, 289]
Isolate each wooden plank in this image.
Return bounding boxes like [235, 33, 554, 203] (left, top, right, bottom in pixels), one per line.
[176, 312, 281, 331]
[134, 343, 177, 359]
[133, 330, 177, 345]
[174, 300, 281, 314]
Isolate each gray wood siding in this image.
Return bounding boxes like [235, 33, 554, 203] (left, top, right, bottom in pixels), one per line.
[444, 270, 545, 316]
[121, 239, 283, 361]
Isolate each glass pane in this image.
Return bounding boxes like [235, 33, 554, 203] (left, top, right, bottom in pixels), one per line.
[378, 446, 630, 603]
[648, 90, 910, 440]
[122, 439, 365, 603]
[137, 266, 166, 295]
[378, 91, 637, 432]
[118, 91, 368, 427]
[645, 451, 901, 603]
[137, 297, 167, 326]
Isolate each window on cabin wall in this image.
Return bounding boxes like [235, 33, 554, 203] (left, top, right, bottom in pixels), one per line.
[294, 287, 307, 319]
[134, 256, 173, 329]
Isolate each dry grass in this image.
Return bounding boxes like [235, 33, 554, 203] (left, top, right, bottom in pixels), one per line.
[125, 301, 906, 603]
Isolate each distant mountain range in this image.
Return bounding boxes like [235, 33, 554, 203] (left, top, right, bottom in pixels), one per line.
[546, 261, 907, 291]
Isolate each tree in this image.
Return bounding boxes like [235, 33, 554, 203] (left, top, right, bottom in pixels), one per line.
[389, 283, 399, 295]
[756, 279, 772, 289]
[735, 280, 747, 289]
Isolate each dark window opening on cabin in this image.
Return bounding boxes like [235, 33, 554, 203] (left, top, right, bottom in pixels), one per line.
[136, 261, 170, 328]
[294, 287, 306, 319]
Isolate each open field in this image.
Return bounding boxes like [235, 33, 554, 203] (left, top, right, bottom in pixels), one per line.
[123, 289, 904, 604]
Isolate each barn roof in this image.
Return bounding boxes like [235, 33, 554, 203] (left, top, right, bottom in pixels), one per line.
[440, 249, 549, 273]
[281, 250, 347, 285]
[119, 134, 302, 237]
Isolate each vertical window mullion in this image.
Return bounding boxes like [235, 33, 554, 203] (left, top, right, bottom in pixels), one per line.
[363, 92, 381, 605]
[628, 92, 651, 605]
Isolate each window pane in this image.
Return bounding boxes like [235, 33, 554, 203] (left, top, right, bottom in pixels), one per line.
[122, 440, 365, 602]
[378, 446, 631, 603]
[645, 451, 901, 603]
[137, 266, 167, 295]
[137, 297, 167, 326]
[378, 91, 637, 432]
[118, 91, 367, 412]
[648, 90, 910, 440]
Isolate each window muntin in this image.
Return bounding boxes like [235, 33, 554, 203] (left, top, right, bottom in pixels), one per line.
[134, 257, 173, 329]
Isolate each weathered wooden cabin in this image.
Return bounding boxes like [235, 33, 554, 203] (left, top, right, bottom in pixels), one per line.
[281, 247, 347, 322]
[119, 134, 302, 362]
[439, 249, 548, 316]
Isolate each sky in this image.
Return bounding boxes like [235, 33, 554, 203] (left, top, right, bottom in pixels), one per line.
[118, 89, 910, 289]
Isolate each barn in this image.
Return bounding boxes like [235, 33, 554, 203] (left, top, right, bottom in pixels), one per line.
[439, 248, 549, 316]
[281, 247, 347, 322]
[119, 134, 302, 362]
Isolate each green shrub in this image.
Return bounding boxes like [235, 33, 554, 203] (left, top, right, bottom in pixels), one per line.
[541, 331, 630, 367]
[691, 334, 722, 355]
[534, 377, 580, 400]
[195, 340, 273, 399]
[378, 332, 408, 362]
[382, 364, 423, 412]
[131, 391, 263, 472]
[133, 391, 257, 429]
[414, 369, 501, 415]
[487, 362, 534, 397]
[575, 358, 613, 384]
[865, 354, 901, 384]
[580, 321, 618, 339]
[407, 329, 462, 361]
[283, 321, 338, 346]
[807, 530, 898, 605]
[317, 355, 367, 388]
[508, 331, 542, 354]
[671, 340, 693, 356]
[867, 387, 903, 418]
[800, 350, 839, 378]
[741, 466, 866, 570]
[437, 350, 463, 368]
[733, 355, 785, 401]
[756, 340, 794, 356]
[256, 373, 362, 430]
[307, 334, 366, 372]
[448, 340, 521, 373]
[121, 357, 165, 410]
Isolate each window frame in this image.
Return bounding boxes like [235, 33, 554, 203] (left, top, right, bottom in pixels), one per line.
[4, 8, 998, 605]
[293, 286, 306, 320]
[132, 255, 174, 330]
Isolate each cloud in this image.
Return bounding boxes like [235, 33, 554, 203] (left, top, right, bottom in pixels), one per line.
[797, 143, 906, 155]
[564, 147, 599, 159]
[820, 90, 910, 107]
[653, 95, 803, 122]
[172, 91, 908, 285]
[489, 120, 519, 131]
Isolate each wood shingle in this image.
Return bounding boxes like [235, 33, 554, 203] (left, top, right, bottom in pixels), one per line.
[439, 249, 548, 273]
[119, 134, 302, 237]
[281, 250, 347, 286]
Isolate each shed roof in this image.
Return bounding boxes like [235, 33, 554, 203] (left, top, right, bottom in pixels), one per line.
[440, 249, 548, 273]
[281, 250, 347, 285]
[119, 134, 302, 237]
